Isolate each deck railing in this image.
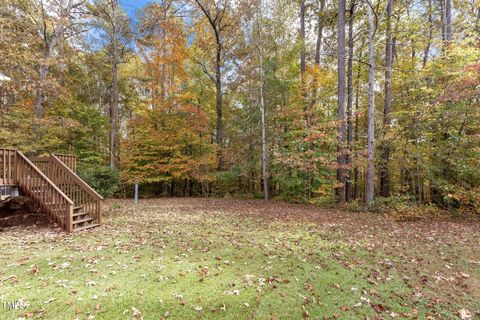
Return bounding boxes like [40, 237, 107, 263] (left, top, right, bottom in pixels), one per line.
[15, 151, 74, 231]
[0, 148, 16, 185]
[54, 153, 77, 172]
[32, 154, 103, 225]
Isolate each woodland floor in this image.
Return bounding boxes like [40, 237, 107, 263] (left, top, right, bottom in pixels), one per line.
[0, 198, 479, 320]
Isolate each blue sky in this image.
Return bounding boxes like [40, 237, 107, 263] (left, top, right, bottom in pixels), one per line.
[120, 0, 152, 20]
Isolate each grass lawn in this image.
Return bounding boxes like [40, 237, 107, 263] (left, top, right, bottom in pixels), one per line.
[0, 198, 479, 319]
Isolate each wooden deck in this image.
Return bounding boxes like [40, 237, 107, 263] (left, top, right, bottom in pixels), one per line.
[0, 148, 102, 232]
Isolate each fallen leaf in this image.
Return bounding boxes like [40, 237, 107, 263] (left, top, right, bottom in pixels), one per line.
[44, 298, 55, 304]
[458, 309, 472, 320]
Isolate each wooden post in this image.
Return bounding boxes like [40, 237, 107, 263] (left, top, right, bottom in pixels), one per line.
[66, 204, 73, 232]
[97, 201, 102, 225]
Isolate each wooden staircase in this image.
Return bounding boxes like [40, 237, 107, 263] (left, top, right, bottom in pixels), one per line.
[0, 148, 103, 232]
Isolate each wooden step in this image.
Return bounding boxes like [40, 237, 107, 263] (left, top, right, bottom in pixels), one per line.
[73, 223, 100, 232]
[72, 217, 94, 224]
[73, 211, 87, 218]
[73, 213, 88, 221]
[73, 205, 83, 212]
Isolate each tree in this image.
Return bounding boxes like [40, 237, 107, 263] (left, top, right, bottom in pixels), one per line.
[25, 0, 85, 136]
[379, 0, 393, 197]
[136, 1, 188, 108]
[314, 0, 326, 66]
[89, 0, 131, 169]
[192, 0, 235, 169]
[366, 0, 376, 205]
[122, 2, 216, 193]
[345, 0, 356, 201]
[336, 0, 347, 202]
[445, 0, 452, 43]
[257, 0, 268, 201]
[422, 0, 433, 67]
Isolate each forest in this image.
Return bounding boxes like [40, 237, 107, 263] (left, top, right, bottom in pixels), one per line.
[0, 0, 479, 212]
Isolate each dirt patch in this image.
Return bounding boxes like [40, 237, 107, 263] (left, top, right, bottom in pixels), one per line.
[0, 196, 50, 229]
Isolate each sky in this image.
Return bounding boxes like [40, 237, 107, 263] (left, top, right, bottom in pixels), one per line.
[120, 0, 151, 20]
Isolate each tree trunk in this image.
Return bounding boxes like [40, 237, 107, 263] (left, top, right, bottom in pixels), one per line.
[445, 0, 452, 43]
[35, 64, 48, 120]
[299, 0, 312, 199]
[192, 0, 225, 170]
[309, 0, 326, 117]
[422, 0, 433, 67]
[300, 0, 306, 75]
[161, 37, 167, 103]
[353, 98, 359, 199]
[314, 0, 326, 66]
[299, 0, 308, 122]
[440, 0, 446, 42]
[336, 0, 347, 202]
[110, 27, 119, 169]
[366, 2, 376, 205]
[215, 44, 223, 169]
[353, 44, 363, 200]
[258, 0, 268, 201]
[345, 1, 355, 202]
[379, 0, 393, 198]
[477, 7, 480, 44]
[34, 1, 76, 137]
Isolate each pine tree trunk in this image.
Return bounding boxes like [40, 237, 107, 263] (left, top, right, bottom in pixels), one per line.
[314, 0, 326, 66]
[353, 41, 364, 200]
[193, 0, 225, 171]
[345, 1, 355, 202]
[258, 0, 268, 201]
[215, 44, 223, 169]
[379, 0, 393, 198]
[110, 26, 119, 169]
[300, 0, 312, 199]
[477, 7, 480, 44]
[440, 0, 446, 42]
[336, 0, 347, 202]
[299, 0, 306, 111]
[310, 0, 325, 109]
[445, 0, 452, 43]
[300, 0, 306, 75]
[422, 0, 433, 67]
[366, 2, 376, 205]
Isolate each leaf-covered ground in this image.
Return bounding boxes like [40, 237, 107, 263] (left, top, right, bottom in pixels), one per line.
[0, 198, 479, 319]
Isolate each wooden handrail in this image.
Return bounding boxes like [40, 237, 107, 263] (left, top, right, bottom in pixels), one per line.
[15, 150, 74, 231]
[16, 152, 74, 205]
[54, 153, 77, 172]
[50, 154, 103, 201]
[32, 154, 103, 227]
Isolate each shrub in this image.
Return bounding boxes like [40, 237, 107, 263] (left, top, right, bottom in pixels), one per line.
[78, 166, 121, 198]
[440, 186, 480, 214]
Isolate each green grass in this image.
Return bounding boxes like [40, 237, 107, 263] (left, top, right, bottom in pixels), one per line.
[0, 199, 478, 319]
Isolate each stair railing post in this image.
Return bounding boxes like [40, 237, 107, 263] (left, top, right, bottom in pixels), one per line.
[66, 204, 73, 232]
[14, 150, 17, 184]
[97, 201, 102, 225]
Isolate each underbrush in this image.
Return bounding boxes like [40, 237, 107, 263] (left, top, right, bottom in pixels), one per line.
[346, 196, 453, 221]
